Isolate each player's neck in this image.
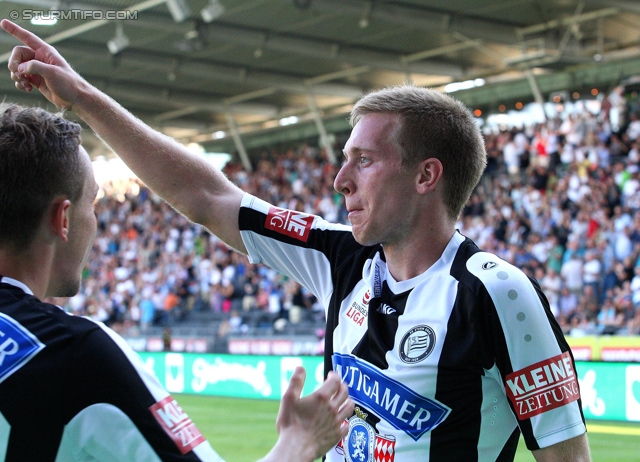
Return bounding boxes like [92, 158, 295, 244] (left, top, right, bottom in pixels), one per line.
[0, 245, 52, 300]
[383, 226, 456, 282]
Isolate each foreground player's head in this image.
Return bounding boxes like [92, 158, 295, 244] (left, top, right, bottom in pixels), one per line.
[0, 103, 97, 297]
[350, 85, 487, 221]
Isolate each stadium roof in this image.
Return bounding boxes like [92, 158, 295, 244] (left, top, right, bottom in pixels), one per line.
[2, 0, 640, 164]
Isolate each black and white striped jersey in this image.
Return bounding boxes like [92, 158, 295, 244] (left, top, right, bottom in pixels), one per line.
[239, 194, 586, 462]
[0, 277, 223, 462]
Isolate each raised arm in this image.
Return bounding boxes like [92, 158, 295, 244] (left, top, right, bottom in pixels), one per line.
[1, 19, 247, 253]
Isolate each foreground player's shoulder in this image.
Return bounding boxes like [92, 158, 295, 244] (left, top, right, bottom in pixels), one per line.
[455, 245, 538, 307]
[451, 238, 518, 284]
[465, 251, 528, 285]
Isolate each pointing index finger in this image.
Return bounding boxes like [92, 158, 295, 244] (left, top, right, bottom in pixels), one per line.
[1, 19, 49, 50]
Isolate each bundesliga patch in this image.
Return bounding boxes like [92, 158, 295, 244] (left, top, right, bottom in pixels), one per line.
[0, 313, 45, 384]
[150, 396, 206, 454]
[345, 288, 370, 327]
[505, 351, 580, 420]
[337, 417, 396, 462]
[264, 206, 313, 242]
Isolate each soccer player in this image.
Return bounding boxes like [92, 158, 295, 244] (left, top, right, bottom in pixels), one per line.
[0, 105, 352, 459]
[2, 19, 590, 461]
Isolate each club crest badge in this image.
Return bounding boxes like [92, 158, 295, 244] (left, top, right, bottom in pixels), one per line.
[399, 325, 436, 364]
[339, 417, 396, 462]
[346, 418, 375, 462]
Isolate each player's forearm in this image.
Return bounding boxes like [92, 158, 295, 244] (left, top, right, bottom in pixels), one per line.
[71, 80, 247, 250]
[532, 433, 591, 462]
[72, 83, 220, 215]
[256, 434, 320, 462]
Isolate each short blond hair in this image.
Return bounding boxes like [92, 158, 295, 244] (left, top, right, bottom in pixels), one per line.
[351, 85, 487, 221]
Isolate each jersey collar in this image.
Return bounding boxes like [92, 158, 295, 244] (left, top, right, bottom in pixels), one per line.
[0, 276, 35, 296]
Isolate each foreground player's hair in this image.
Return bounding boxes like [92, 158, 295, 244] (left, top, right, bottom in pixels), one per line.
[0, 103, 83, 250]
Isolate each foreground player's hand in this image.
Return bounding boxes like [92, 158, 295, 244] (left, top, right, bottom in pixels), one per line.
[1, 19, 86, 110]
[260, 367, 353, 462]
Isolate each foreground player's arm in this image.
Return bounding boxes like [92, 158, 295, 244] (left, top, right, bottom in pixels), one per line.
[531, 433, 591, 462]
[260, 368, 354, 462]
[77, 323, 352, 462]
[1, 19, 246, 253]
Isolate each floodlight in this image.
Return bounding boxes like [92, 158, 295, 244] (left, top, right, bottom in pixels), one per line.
[166, 0, 191, 23]
[201, 0, 224, 23]
[107, 23, 130, 55]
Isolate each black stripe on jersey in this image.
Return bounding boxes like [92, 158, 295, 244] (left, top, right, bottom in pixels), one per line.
[352, 282, 409, 370]
[324, 244, 379, 378]
[496, 428, 522, 461]
[430, 239, 520, 461]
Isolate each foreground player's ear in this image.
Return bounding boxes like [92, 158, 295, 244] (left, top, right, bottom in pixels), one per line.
[50, 198, 71, 242]
[416, 157, 443, 194]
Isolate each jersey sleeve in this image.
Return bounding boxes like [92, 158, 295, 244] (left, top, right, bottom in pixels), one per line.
[467, 251, 586, 450]
[238, 193, 356, 307]
[59, 322, 223, 462]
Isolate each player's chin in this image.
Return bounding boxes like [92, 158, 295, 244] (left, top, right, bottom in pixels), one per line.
[52, 275, 82, 299]
[351, 227, 378, 247]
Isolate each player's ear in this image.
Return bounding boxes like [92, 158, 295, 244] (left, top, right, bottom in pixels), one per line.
[50, 198, 71, 242]
[416, 158, 443, 194]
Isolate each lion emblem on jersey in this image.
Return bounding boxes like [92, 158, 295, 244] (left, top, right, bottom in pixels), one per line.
[341, 416, 396, 462]
[345, 418, 374, 462]
[350, 430, 367, 461]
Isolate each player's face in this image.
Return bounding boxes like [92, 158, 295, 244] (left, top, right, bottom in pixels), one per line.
[50, 147, 98, 298]
[334, 112, 417, 246]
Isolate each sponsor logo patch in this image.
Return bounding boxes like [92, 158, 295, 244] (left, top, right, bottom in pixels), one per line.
[399, 325, 435, 364]
[373, 262, 384, 298]
[264, 206, 313, 242]
[0, 313, 45, 384]
[482, 261, 498, 270]
[150, 396, 206, 454]
[505, 351, 580, 420]
[377, 304, 396, 315]
[333, 354, 450, 441]
[346, 301, 368, 327]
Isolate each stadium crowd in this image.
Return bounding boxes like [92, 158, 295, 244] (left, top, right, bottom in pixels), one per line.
[56, 88, 640, 341]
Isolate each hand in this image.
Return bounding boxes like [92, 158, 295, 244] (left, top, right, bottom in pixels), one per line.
[1, 19, 85, 110]
[260, 367, 354, 462]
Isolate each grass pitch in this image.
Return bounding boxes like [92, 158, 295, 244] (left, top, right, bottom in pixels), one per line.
[176, 393, 640, 462]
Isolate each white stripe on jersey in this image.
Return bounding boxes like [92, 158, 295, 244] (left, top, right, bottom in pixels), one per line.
[55, 403, 162, 462]
[466, 252, 561, 368]
[467, 252, 586, 448]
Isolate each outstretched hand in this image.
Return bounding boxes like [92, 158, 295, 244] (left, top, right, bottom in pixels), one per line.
[1, 19, 85, 110]
[261, 367, 354, 462]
